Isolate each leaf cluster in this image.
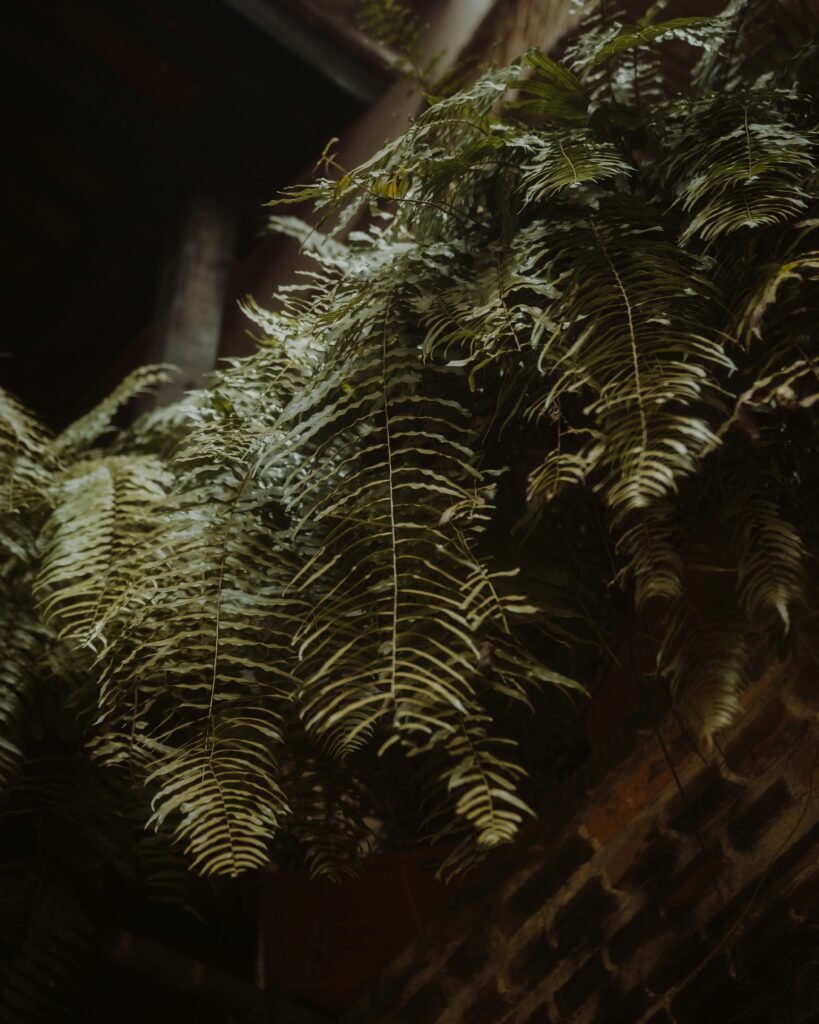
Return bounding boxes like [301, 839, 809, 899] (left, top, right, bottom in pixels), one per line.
[1, 10, 818, 1012]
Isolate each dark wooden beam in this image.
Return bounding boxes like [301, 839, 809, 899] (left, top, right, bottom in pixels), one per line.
[220, 0, 389, 104]
[151, 191, 238, 404]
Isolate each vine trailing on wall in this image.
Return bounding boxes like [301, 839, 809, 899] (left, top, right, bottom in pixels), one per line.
[1, 0, 819, 1014]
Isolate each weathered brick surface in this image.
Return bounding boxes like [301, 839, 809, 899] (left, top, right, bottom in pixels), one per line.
[727, 779, 792, 852]
[508, 931, 553, 988]
[344, 666, 819, 1024]
[669, 954, 732, 1020]
[724, 697, 788, 774]
[607, 907, 661, 966]
[618, 832, 678, 897]
[397, 982, 448, 1021]
[792, 665, 819, 713]
[665, 767, 743, 835]
[598, 987, 653, 1024]
[645, 931, 710, 996]
[461, 981, 510, 1024]
[726, 706, 812, 780]
[763, 818, 819, 890]
[445, 930, 489, 980]
[553, 879, 619, 955]
[519, 1007, 552, 1024]
[555, 952, 613, 1015]
[665, 837, 729, 912]
[500, 835, 593, 936]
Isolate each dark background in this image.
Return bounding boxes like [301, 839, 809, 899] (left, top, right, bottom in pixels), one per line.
[0, 0, 385, 429]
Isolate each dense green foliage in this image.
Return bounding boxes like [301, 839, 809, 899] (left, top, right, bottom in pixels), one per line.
[1, 0, 818, 1015]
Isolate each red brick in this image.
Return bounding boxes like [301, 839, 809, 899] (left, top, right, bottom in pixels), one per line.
[606, 819, 652, 886]
[726, 703, 811, 779]
[556, 952, 613, 1014]
[664, 766, 743, 836]
[666, 839, 730, 909]
[727, 780, 793, 853]
[554, 880, 619, 954]
[508, 931, 554, 988]
[521, 1007, 553, 1024]
[608, 907, 663, 966]
[582, 752, 676, 845]
[462, 981, 510, 1024]
[619, 829, 679, 898]
[501, 835, 593, 936]
[646, 931, 709, 995]
[791, 667, 819, 713]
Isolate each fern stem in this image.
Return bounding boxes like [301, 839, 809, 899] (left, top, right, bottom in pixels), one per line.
[596, 227, 649, 452]
[381, 296, 400, 713]
[205, 465, 254, 763]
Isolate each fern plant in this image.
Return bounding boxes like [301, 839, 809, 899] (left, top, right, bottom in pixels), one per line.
[1, 13, 818, 1009]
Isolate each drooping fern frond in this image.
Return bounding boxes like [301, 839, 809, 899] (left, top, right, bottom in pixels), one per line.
[90, 346, 315, 876]
[664, 94, 817, 244]
[93, 455, 295, 873]
[693, 0, 818, 95]
[563, 3, 712, 105]
[513, 128, 633, 202]
[51, 364, 174, 459]
[0, 389, 52, 515]
[2, 0, 818, 901]
[276, 324, 571, 847]
[0, 565, 44, 790]
[510, 50, 589, 125]
[657, 586, 750, 746]
[522, 201, 732, 520]
[0, 390, 51, 792]
[732, 485, 807, 632]
[278, 733, 380, 880]
[35, 456, 171, 651]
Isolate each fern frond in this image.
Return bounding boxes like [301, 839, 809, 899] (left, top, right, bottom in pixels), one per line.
[665, 96, 816, 244]
[511, 51, 588, 124]
[523, 202, 732, 516]
[113, 395, 203, 459]
[91, 353, 311, 875]
[722, 474, 808, 631]
[513, 129, 632, 203]
[35, 456, 171, 652]
[693, 0, 817, 94]
[657, 587, 750, 743]
[52, 365, 174, 458]
[0, 391, 51, 792]
[444, 717, 532, 847]
[614, 500, 686, 607]
[0, 567, 44, 790]
[586, 16, 714, 68]
[271, 300, 575, 847]
[735, 249, 819, 346]
[144, 721, 289, 876]
[526, 430, 604, 509]
[564, 5, 713, 104]
[0, 389, 52, 514]
[280, 743, 379, 879]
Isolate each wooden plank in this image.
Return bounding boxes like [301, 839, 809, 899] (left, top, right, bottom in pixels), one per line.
[151, 192, 238, 404]
[221, 0, 389, 103]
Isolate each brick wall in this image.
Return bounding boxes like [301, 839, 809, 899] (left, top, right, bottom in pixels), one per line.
[344, 665, 819, 1024]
